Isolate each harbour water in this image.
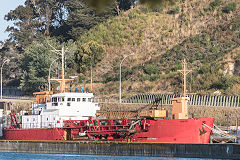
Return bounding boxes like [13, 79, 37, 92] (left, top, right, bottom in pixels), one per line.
[0, 152, 229, 160]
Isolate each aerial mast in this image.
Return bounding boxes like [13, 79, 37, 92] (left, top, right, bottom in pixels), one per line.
[50, 46, 73, 93]
[178, 59, 192, 97]
[171, 59, 191, 119]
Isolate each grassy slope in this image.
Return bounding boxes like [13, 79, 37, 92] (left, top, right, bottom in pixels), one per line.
[76, 0, 240, 98]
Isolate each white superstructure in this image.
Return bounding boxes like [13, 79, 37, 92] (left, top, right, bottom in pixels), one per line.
[22, 46, 100, 129]
[22, 92, 100, 129]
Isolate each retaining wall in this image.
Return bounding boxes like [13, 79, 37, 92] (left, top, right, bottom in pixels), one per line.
[0, 141, 239, 159]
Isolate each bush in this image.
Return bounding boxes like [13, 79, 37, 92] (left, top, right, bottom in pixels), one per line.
[150, 74, 160, 81]
[210, 0, 221, 9]
[222, 2, 236, 13]
[144, 64, 159, 75]
[76, 41, 105, 72]
[210, 76, 233, 90]
[198, 63, 221, 74]
[78, 76, 86, 83]
[171, 62, 182, 71]
[139, 74, 151, 82]
[128, 10, 140, 19]
[167, 6, 180, 14]
[121, 68, 133, 80]
[104, 73, 118, 83]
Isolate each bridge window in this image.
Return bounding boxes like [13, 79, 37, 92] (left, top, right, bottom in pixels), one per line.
[88, 98, 92, 102]
[52, 103, 58, 106]
[77, 98, 81, 102]
[52, 97, 57, 102]
[82, 98, 86, 102]
[58, 97, 64, 102]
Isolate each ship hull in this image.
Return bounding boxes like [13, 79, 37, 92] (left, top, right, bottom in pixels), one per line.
[132, 118, 214, 143]
[3, 118, 214, 143]
[3, 128, 64, 141]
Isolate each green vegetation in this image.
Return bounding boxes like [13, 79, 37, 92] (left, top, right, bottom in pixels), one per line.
[144, 64, 159, 75]
[210, 0, 221, 9]
[19, 38, 77, 94]
[167, 6, 180, 14]
[222, 2, 236, 13]
[204, 0, 222, 12]
[78, 8, 147, 47]
[210, 75, 234, 90]
[76, 41, 105, 72]
[160, 15, 240, 67]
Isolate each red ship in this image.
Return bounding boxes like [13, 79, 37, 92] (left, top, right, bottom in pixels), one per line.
[4, 116, 214, 143]
[2, 51, 214, 143]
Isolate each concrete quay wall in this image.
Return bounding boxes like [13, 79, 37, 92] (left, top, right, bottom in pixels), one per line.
[0, 141, 239, 159]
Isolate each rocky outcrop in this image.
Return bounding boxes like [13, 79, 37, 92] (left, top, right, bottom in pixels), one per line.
[223, 47, 240, 76]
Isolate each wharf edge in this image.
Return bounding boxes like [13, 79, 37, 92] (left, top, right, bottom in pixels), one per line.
[0, 140, 239, 159]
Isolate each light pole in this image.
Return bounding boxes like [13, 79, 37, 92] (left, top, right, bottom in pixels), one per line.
[48, 58, 60, 92]
[119, 53, 134, 103]
[1, 59, 10, 99]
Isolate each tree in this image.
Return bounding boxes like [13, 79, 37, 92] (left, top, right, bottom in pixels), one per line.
[19, 37, 77, 94]
[5, 0, 131, 43]
[118, 0, 136, 10]
[4, 0, 67, 47]
[58, 0, 117, 41]
[0, 42, 22, 86]
[5, 2, 38, 47]
[20, 67, 46, 94]
[76, 41, 105, 72]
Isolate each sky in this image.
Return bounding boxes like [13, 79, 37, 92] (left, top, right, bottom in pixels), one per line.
[0, 0, 25, 42]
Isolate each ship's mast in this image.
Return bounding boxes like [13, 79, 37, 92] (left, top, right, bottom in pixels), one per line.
[60, 46, 66, 92]
[62, 46, 65, 84]
[178, 59, 191, 97]
[50, 46, 73, 93]
[171, 59, 191, 119]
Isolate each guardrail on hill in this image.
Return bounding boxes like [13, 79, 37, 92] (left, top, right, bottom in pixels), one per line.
[0, 96, 35, 101]
[123, 94, 240, 107]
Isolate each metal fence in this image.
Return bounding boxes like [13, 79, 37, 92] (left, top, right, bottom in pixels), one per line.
[2, 86, 24, 96]
[123, 94, 240, 107]
[1, 96, 35, 101]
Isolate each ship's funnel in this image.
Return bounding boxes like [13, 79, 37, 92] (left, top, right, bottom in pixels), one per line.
[171, 97, 189, 119]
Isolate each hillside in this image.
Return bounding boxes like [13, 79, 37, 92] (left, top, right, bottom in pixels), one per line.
[75, 0, 240, 98]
